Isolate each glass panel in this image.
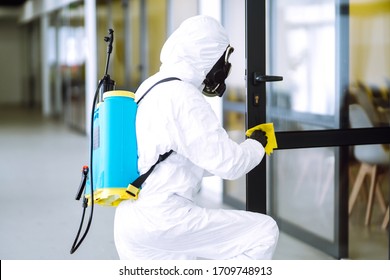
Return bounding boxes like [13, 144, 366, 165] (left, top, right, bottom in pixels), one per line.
[347, 4, 389, 259]
[222, 0, 247, 209]
[97, 0, 120, 85]
[348, 143, 389, 259]
[223, 108, 246, 208]
[268, 0, 337, 131]
[267, 0, 389, 259]
[57, 3, 86, 132]
[348, 1, 390, 128]
[97, 0, 167, 90]
[146, 0, 167, 76]
[97, 0, 132, 88]
[272, 147, 336, 241]
[26, 20, 40, 107]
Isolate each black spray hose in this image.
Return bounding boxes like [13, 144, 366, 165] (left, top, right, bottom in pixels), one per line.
[70, 28, 114, 254]
[70, 78, 104, 254]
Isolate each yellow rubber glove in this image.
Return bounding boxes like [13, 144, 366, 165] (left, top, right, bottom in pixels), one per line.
[246, 123, 278, 155]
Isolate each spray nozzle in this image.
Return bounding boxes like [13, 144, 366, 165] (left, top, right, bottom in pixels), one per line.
[75, 165, 89, 201]
[104, 28, 114, 42]
[100, 29, 116, 101]
[104, 28, 114, 57]
[103, 29, 114, 77]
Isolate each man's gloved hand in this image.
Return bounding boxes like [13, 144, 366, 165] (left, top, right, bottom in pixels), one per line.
[246, 123, 277, 155]
[249, 130, 268, 147]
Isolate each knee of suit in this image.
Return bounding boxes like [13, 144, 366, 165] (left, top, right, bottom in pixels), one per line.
[270, 217, 279, 242]
[263, 215, 279, 246]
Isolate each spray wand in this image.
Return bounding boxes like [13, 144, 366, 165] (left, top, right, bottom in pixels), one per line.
[70, 29, 115, 254]
[100, 28, 115, 101]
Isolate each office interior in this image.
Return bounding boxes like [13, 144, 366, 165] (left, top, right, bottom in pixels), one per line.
[0, 0, 389, 260]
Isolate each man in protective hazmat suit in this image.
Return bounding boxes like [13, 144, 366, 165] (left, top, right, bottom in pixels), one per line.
[114, 15, 279, 260]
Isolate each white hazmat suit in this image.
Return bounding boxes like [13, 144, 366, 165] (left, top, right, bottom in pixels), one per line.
[114, 15, 279, 260]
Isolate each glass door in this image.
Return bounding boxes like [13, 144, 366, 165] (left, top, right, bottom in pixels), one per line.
[267, 0, 348, 259]
[246, 0, 390, 259]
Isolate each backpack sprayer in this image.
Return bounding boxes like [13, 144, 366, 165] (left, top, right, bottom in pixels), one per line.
[70, 29, 139, 254]
[70, 29, 178, 254]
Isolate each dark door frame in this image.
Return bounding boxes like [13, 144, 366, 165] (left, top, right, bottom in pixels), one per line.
[245, 0, 267, 215]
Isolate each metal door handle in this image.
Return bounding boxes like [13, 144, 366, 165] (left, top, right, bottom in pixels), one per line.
[253, 73, 283, 85]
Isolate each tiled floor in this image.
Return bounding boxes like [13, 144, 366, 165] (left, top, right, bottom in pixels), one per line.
[0, 107, 388, 260]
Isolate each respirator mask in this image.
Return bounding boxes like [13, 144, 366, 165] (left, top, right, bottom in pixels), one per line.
[202, 45, 234, 97]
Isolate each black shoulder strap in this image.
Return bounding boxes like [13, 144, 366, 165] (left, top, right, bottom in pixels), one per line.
[137, 77, 180, 104]
[131, 150, 174, 189]
[131, 77, 180, 190]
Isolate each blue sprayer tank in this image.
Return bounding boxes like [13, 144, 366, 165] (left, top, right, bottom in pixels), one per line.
[85, 90, 139, 206]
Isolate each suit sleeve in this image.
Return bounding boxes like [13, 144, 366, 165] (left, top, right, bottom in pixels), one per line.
[170, 90, 265, 180]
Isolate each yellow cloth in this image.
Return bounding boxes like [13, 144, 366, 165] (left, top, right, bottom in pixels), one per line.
[246, 123, 278, 155]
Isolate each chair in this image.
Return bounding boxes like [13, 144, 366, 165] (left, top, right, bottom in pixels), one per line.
[383, 206, 389, 230]
[352, 82, 390, 126]
[348, 104, 389, 226]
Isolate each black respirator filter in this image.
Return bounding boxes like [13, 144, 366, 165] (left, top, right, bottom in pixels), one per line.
[202, 46, 234, 97]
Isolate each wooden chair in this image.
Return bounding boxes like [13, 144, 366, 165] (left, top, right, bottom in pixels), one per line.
[348, 104, 389, 226]
[382, 206, 389, 230]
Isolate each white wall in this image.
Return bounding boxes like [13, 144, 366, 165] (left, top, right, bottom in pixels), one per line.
[167, 0, 198, 35]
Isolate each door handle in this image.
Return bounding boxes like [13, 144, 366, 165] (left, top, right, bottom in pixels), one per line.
[251, 73, 283, 106]
[253, 73, 283, 85]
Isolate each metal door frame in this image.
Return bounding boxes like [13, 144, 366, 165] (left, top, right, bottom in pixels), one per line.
[245, 0, 267, 214]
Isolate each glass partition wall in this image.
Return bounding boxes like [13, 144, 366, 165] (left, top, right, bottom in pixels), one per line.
[267, 0, 389, 259]
[58, 4, 86, 132]
[35, 0, 168, 133]
[96, 0, 167, 93]
[222, 0, 248, 209]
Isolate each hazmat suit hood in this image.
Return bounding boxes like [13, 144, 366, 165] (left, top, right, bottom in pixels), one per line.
[160, 15, 230, 89]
